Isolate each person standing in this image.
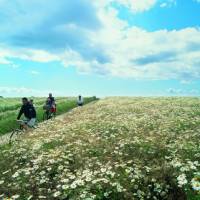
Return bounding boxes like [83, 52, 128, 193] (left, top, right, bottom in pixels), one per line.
[77, 95, 84, 106]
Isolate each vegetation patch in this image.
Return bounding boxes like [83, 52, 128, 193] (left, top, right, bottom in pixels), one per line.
[0, 97, 199, 199]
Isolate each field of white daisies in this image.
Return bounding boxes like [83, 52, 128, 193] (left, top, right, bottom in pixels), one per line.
[0, 97, 200, 200]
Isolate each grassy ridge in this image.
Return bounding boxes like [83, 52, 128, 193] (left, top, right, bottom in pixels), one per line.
[0, 97, 199, 200]
[0, 97, 97, 136]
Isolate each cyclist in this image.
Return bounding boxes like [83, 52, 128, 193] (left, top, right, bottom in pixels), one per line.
[43, 94, 56, 119]
[43, 97, 51, 113]
[48, 93, 55, 105]
[29, 99, 34, 105]
[49, 93, 56, 114]
[17, 97, 37, 129]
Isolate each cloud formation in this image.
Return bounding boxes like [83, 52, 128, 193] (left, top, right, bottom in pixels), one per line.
[0, 86, 38, 95]
[30, 70, 40, 75]
[0, 86, 58, 97]
[160, 0, 176, 8]
[167, 88, 200, 95]
[0, 0, 200, 82]
[112, 0, 157, 13]
[0, 0, 109, 62]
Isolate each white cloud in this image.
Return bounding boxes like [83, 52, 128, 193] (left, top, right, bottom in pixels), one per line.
[0, 1, 200, 83]
[0, 53, 19, 68]
[114, 0, 157, 13]
[167, 88, 183, 94]
[0, 57, 11, 65]
[65, 6, 200, 81]
[167, 88, 200, 95]
[0, 86, 35, 94]
[0, 49, 12, 65]
[0, 86, 59, 97]
[30, 70, 40, 75]
[160, 0, 176, 8]
[160, 3, 167, 7]
[94, 0, 157, 13]
[24, 49, 60, 63]
[180, 80, 192, 84]
[0, 47, 59, 63]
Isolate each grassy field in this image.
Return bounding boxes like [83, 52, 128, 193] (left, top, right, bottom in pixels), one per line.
[0, 97, 200, 200]
[0, 97, 97, 136]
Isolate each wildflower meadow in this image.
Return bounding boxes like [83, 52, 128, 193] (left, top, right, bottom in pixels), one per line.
[0, 97, 200, 200]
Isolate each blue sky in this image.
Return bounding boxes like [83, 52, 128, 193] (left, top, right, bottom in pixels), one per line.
[0, 0, 200, 97]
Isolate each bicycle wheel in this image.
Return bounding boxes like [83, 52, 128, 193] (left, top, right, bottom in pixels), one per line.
[9, 129, 22, 144]
[53, 112, 56, 118]
[43, 112, 49, 121]
[48, 113, 52, 120]
[49, 112, 56, 119]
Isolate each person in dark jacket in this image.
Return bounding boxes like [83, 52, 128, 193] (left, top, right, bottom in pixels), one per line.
[17, 97, 36, 129]
[47, 93, 56, 113]
[47, 93, 55, 108]
[49, 93, 55, 103]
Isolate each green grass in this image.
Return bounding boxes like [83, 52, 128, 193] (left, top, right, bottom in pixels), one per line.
[0, 96, 97, 136]
[41, 140, 66, 151]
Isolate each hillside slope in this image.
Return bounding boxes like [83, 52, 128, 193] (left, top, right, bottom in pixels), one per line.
[0, 97, 200, 200]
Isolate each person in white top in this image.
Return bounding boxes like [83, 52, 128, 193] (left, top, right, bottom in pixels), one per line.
[77, 95, 84, 106]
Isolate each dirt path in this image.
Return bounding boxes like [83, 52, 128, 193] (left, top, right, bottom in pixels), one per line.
[0, 101, 98, 146]
[0, 111, 73, 146]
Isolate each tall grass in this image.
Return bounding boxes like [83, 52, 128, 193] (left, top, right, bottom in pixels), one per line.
[0, 97, 97, 136]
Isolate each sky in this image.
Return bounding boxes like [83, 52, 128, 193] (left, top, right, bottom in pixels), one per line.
[0, 0, 200, 97]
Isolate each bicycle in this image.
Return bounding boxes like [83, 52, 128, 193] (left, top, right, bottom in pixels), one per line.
[43, 105, 56, 121]
[9, 120, 37, 144]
